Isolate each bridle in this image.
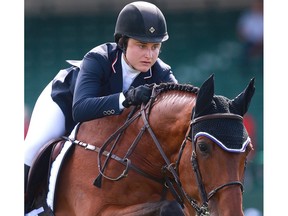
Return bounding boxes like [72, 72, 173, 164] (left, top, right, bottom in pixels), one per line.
[176, 113, 246, 215]
[68, 86, 247, 216]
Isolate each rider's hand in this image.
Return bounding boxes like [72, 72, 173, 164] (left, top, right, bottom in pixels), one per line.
[122, 85, 152, 108]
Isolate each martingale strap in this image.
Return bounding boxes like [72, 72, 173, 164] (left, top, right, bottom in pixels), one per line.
[140, 107, 186, 208]
[93, 106, 141, 187]
[72, 101, 171, 187]
[72, 138, 163, 184]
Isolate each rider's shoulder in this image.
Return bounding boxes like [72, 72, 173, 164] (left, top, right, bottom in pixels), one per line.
[88, 42, 118, 57]
[153, 58, 172, 72]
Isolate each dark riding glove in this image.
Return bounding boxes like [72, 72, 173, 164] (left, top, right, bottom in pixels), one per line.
[122, 85, 152, 108]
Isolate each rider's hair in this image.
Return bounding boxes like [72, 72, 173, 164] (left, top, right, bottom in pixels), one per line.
[117, 36, 129, 54]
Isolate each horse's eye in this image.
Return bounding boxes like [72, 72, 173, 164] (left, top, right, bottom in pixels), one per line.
[198, 143, 208, 153]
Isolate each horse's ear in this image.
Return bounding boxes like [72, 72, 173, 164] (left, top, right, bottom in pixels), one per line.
[194, 74, 215, 118]
[232, 78, 255, 116]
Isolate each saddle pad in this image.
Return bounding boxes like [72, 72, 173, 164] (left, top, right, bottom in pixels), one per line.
[46, 124, 79, 210]
[46, 139, 73, 210]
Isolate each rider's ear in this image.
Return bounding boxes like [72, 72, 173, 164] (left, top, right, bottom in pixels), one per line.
[231, 78, 255, 116]
[194, 74, 215, 118]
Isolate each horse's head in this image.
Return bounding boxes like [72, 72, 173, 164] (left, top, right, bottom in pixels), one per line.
[180, 74, 255, 216]
[192, 74, 255, 152]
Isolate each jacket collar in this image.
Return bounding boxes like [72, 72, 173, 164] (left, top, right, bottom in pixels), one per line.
[111, 51, 120, 73]
[144, 68, 152, 79]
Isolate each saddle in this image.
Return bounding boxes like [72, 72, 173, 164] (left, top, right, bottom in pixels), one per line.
[25, 137, 73, 215]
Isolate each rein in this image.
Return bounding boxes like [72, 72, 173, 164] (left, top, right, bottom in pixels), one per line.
[70, 106, 164, 185]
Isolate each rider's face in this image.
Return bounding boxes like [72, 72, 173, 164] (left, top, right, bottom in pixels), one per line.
[124, 38, 161, 72]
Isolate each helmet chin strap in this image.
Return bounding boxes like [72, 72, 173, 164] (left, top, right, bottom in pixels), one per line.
[119, 38, 137, 71]
[123, 53, 138, 71]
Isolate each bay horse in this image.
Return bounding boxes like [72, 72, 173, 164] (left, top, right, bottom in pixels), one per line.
[36, 75, 255, 216]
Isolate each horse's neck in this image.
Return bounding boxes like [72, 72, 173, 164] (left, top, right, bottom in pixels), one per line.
[77, 91, 196, 152]
[152, 91, 196, 125]
[148, 91, 197, 151]
[76, 110, 129, 143]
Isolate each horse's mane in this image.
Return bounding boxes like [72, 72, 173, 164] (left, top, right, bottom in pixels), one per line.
[153, 82, 199, 97]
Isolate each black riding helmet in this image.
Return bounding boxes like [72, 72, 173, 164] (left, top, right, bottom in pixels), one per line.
[114, 1, 169, 44]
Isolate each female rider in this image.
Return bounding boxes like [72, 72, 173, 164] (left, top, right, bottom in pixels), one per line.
[24, 1, 178, 195]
